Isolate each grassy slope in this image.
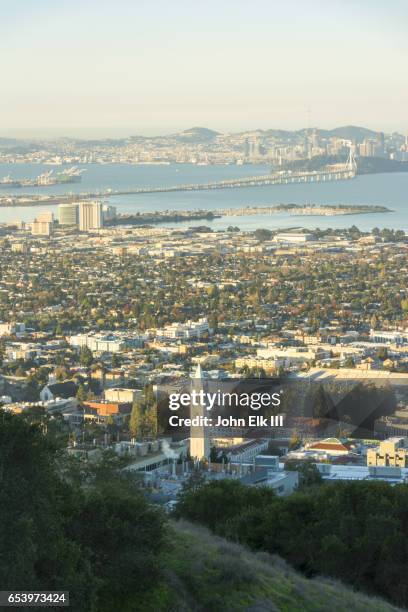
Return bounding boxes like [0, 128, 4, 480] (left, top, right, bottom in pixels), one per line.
[140, 520, 402, 612]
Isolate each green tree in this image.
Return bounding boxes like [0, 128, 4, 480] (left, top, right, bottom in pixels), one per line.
[209, 446, 218, 463]
[129, 400, 142, 438]
[254, 228, 273, 241]
[70, 480, 165, 612]
[55, 365, 69, 381]
[0, 412, 167, 611]
[175, 476, 408, 608]
[76, 384, 87, 403]
[111, 353, 121, 369]
[343, 356, 355, 368]
[79, 346, 93, 368]
[0, 412, 94, 610]
[310, 384, 334, 419]
[376, 347, 388, 361]
[175, 479, 276, 532]
[285, 460, 322, 489]
[24, 380, 40, 402]
[15, 366, 26, 377]
[55, 322, 64, 336]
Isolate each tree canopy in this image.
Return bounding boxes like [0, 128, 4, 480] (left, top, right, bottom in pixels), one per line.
[175, 477, 408, 608]
[0, 411, 165, 611]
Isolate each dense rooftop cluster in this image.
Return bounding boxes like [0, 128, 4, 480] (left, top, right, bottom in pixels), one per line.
[0, 225, 407, 337]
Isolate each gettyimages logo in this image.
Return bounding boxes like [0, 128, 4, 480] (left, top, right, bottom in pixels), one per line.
[157, 377, 285, 436]
[168, 388, 282, 411]
[156, 374, 403, 440]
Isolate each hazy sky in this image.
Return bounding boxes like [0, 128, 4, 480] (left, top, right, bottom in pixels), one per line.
[1, 0, 407, 137]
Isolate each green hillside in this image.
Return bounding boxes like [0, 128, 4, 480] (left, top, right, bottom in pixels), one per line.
[141, 520, 401, 612]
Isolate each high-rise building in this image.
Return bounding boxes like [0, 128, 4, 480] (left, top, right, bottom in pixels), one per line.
[31, 220, 52, 236]
[376, 131, 385, 148]
[79, 201, 103, 231]
[102, 204, 117, 222]
[59, 203, 79, 226]
[249, 137, 262, 159]
[359, 139, 375, 157]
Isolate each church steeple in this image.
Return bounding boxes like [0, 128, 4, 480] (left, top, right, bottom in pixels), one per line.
[189, 363, 210, 460]
[193, 363, 203, 380]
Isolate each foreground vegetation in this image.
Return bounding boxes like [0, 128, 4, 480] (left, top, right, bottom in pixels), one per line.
[1, 410, 404, 611]
[174, 478, 408, 609]
[0, 411, 165, 612]
[148, 520, 401, 612]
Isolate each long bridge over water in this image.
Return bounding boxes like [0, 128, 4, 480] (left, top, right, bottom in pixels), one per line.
[0, 154, 358, 207]
[83, 155, 357, 199]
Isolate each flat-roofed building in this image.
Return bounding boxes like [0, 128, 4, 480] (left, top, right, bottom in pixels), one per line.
[367, 437, 408, 468]
[104, 387, 142, 404]
[369, 329, 408, 345]
[274, 232, 314, 243]
[31, 220, 52, 236]
[59, 203, 79, 226]
[79, 201, 103, 231]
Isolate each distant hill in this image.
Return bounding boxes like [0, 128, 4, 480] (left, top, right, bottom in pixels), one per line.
[291, 126, 377, 142]
[324, 125, 378, 142]
[173, 126, 220, 143]
[235, 125, 379, 143]
[0, 137, 21, 145]
[139, 520, 401, 611]
[0, 125, 391, 148]
[262, 128, 294, 139]
[0, 137, 36, 151]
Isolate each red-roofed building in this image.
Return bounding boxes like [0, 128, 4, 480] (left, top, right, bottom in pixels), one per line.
[83, 400, 131, 419]
[307, 438, 351, 455]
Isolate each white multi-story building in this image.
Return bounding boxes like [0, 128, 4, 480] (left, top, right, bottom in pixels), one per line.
[235, 356, 283, 372]
[256, 346, 328, 367]
[274, 232, 314, 243]
[31, 220, 52, 236]
[155, 317, 210, 340]
[69, 333, 124, 353]
[68, 331, 145, 353]
[369, 329, 408, 345]
[6, 343, 39, 361]
[79, 201, 103, 231]
[104, 388, 142, 404]
[0, 322, 26, 337]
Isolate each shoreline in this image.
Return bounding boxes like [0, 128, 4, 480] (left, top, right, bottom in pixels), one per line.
[218, 204, 392, 217]
[104, 204, 392, 227]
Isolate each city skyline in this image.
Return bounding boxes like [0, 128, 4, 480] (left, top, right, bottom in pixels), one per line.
[1, 0, 407, 137]
[0, 123, 406, 143]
